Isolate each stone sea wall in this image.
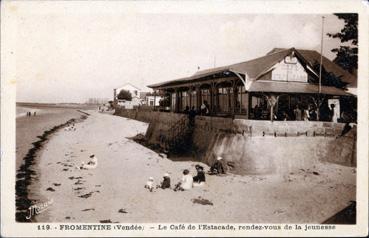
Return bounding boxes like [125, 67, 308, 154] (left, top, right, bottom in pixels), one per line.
[114, 108, 356, 175]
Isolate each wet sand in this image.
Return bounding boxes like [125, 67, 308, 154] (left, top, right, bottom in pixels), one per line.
[28, 111, 355, 223]
[16, 106, 90, 221]
[16, 107, 86, 170]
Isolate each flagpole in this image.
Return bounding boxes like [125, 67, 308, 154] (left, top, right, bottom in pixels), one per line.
[316, 16, 325, 121]
[319, 16, 325, 94]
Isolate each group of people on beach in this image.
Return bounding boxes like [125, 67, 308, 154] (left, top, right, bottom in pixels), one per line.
[144, 156, 227, 192]
[26, 111, 36, 117]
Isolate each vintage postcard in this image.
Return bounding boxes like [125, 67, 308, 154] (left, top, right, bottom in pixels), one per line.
[1, 0, 368, 237]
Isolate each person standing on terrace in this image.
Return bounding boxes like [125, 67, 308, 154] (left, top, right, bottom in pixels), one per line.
[200, 101, 209, 115]
[294, 105, 302, 121]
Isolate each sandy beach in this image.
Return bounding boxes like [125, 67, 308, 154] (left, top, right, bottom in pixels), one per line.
[15, 105, 95, 221]
[23, 111, 356, 223]
[16, 107, 87, 170]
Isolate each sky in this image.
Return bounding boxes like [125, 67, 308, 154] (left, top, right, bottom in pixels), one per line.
[12, 5, 348, 103]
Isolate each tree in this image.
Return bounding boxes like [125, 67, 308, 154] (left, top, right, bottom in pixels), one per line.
[327, 13, 358, 74]
[312, 61, 346, 89]
[117, 89, 132, 101]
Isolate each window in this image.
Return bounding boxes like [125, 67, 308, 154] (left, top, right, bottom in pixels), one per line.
[190, 90, 197, 109]
[171, 93, 176, 111]
[237, 86, 248, 114]
[250, 95, 269, 120]
[181, 91, 190, 111]
[217, 87, 231, 113]
[200, 88, 210, 106]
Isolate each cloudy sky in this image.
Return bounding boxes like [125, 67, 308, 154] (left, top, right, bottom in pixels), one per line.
[12, 3, 347, 103]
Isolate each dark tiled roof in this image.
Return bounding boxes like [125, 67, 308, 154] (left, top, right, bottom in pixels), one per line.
[230, 48, 293, 79]
[249, 80, 351, 96]
[148, 47, 356, 90]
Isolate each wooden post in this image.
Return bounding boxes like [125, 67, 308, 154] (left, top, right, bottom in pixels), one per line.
[270, 104, 274, 121]
[176, 89, 180, 113]
[188, 87, 192, 108]
[113, 89, 117, 108]
[210, 83, 215, 115]
[153, 90, 157, 111]
[196, 86, 201, 111]
[232, 80, 237, 116]
[266, 95, 279, 121]
[248, 93, 252, 119]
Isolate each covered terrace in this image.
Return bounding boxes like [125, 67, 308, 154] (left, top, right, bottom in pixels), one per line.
[148, 48, 355, 122]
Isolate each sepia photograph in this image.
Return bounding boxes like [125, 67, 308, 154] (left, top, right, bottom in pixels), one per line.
[1, 0, 368, 237]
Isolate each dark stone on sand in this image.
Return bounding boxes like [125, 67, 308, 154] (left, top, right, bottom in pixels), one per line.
[191, 197, 213, 206]
[53, 183, 61, 186]
[74, 180, 84, 185]
[74, 187, 84, 191]
[100, 219, 113, 223]
[313, 171, 320, 175]
[118, 209, 127, 213]
[81, 208, 95, 212]
[65, 216, 71, 219]
[46, 187, 55, 192]
[79, 192, 93, 198]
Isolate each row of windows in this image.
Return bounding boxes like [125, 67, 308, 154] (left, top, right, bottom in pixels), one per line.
[170, 86, 248, 114]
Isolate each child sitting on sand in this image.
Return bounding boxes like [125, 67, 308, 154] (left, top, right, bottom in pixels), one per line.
[209, 156, 226, 175]
[193, 165, 206, 187]
[157, 173, 171, 189]
[144, 177, 155, 192]
[174, 169, 193, 192]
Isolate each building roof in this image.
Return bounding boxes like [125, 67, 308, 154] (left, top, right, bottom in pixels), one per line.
[148, 48, 356, 91]
[267, 48, 355, 85]
[249, 80, 351, 96]
[114, 82, 142, 91]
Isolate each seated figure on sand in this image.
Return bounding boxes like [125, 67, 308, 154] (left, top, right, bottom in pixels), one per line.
[174, 169, 193, 191]
[78, 154, 98, 170]
[209, 156, 227, 175]
[144, 177, 155, 192]
[157, 173, 171, 189]
[193, 165, 206, 187]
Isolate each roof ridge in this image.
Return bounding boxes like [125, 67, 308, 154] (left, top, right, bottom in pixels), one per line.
[230, 48, 294, 67]
[114, 82, 142, 90]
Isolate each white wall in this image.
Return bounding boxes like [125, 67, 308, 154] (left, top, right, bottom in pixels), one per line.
[146, 96, 162, 106]
[271, 57, 308, 82]
[115, 84, 141, 99]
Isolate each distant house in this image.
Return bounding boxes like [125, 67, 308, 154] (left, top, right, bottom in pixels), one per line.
[115, 83, 141, 99]
[114, 83, 144, 108]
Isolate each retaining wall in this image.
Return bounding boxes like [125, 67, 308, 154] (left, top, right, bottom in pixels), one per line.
[114, 108, 356, 175]
[115, 107, 188, 148]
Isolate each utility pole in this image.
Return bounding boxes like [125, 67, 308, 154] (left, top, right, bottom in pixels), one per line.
[317, 16, 325, 121]
[319, 16, 325, 94]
